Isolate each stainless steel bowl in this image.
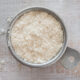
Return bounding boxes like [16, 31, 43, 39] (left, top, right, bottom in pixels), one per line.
[7, 7, 80, 69]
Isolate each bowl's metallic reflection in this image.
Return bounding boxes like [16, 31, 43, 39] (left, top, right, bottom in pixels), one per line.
[7, 7, 67, 68]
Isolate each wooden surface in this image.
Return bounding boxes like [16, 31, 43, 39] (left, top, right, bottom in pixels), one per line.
[0, 0, 80, 80]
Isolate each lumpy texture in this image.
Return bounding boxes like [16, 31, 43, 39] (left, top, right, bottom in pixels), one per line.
[11, 11, 63, 63]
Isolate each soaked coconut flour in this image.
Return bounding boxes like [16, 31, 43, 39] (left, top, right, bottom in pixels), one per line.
[11, 11, 63, 64]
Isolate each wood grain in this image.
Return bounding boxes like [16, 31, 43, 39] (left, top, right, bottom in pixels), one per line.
[0, 0, 80, 80]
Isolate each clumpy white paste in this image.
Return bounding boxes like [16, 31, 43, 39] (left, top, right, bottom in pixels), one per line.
[11, 11, 63, 64]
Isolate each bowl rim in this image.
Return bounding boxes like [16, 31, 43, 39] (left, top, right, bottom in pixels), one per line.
[7, 7, 68, 68]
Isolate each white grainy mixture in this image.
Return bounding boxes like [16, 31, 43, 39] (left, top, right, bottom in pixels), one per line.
[11, 11, 63, 64]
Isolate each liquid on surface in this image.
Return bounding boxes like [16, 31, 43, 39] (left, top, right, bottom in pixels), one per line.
[11, 11, 63, 64]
